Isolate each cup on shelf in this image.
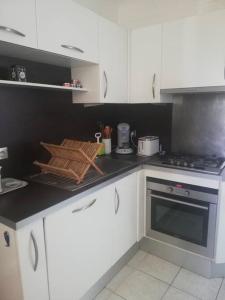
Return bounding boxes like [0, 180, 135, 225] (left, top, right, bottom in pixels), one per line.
[103, 138, 111, 154]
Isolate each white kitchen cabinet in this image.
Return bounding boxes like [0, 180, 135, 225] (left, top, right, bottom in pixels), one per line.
[44, 186, 115, 300]
[162, 10, 225, 89]
[73, 18, 128, 103]
[44, 173, 138, 300]
[99, 17, 128, 103]
[0, 220, 49, 300]
[36, 0, 98, 63]
[112, 173, 138, 263]
[130, 24, 162, 103]
[0, 0, 37, 48]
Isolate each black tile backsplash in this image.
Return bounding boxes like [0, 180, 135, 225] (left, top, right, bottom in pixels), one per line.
[0, 56, 172, 177]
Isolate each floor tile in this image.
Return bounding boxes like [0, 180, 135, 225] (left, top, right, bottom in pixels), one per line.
[136, 253, 180, 283]
[95, 288, 124, 300]
[107, 266, 134, 292]
[173, 268, 222, 300]
[95, 288, 111, 300]
[163, 286, 198, 300]
[217, 278, 225, 300]
[115, 270, 169, 300]
[127, 250, 148, 268]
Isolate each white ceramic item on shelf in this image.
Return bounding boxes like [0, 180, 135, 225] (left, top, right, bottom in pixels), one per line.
[103, 138, 111, 154]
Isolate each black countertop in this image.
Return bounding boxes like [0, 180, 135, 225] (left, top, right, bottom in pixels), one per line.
[0, 154, 151, 229]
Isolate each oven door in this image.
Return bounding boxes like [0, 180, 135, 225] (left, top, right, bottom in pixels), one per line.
[146, 191, 217, 258]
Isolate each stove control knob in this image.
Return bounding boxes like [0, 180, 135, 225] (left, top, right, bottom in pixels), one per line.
[185, 190, 190, 197]
[183, 162, 188, 167]
[167, 187, 173, 193]
[169, 159, 174, 165]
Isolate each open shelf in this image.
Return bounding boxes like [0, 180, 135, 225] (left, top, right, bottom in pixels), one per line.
[0, 80, 88, 92]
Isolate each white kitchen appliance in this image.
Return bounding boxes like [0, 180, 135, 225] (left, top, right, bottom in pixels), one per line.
[115, 123, 133, 154]
[146, 176, 217, 258]
[138, 136, 159, 156]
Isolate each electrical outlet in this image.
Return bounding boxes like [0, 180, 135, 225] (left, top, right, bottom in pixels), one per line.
[0, 147, 8, 160]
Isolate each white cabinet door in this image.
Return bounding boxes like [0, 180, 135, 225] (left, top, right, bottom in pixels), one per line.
[36, 0, 98, 63]
[112, 173, 138, 263]
[16, 220, 49, 300]
[162, 10, 225, 89]
[99, 17, 128, 103]
[45, 187, 114, 300]
[130, 24, 162, 103]
[0, 224, 23, 300]
[0, 0, 37, 48]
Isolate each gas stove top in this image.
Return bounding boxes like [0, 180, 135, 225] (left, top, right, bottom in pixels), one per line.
[151, 154, 225, 175]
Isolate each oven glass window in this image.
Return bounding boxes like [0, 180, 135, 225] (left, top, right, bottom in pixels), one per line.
[151, 196, 209, 246]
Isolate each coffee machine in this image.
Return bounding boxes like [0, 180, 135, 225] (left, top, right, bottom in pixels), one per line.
[115, 123, 133, 154]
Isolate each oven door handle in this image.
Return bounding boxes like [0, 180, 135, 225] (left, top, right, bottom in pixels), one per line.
[150, 193, 209, 210]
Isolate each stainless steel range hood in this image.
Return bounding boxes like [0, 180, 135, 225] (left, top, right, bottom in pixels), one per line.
[161, 86, 225, 95]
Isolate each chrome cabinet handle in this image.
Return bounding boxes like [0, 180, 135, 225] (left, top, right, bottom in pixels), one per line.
[103, 71, 108, 98]
[152, 73, 156, 100]
[115, 188, 120, 214]
[0, 25, 25, 37]
[30, 232, 39, 272]
[4, 231, 10, 247]
[72, 198, 96, 213]
[61, 44, 84, 54]
[150, 193, 209, 210]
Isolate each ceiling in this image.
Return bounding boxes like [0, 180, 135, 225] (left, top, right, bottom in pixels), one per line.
[75, 0, 225, 28]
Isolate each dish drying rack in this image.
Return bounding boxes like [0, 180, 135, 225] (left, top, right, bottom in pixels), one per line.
[34, 139, 104, 184]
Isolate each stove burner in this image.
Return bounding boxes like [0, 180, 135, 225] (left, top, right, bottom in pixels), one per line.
[156, 154, 225, 175]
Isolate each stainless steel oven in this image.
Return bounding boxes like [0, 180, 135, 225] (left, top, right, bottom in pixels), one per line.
[146, 177, 218, 258]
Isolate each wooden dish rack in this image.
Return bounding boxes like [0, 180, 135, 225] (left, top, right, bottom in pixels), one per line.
[34, 139, 104, 184]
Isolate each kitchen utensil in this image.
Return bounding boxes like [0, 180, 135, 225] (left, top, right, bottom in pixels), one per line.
[103, 126, 112, 139]
[115, 123, 133, 154]
[138, 136, 159, 156]
[95, 132, 102, 144]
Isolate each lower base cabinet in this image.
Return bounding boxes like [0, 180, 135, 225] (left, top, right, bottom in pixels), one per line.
[44, 187, 115, 300]
[112, 173, 138, 263]
[44, 172, 138, 300]
[0, 220, 49, 300]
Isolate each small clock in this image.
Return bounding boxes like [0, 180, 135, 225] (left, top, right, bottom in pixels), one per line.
[10, 65, 27, 82]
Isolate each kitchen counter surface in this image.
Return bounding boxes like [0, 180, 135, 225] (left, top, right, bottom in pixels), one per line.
[2, 154, 222, 230]
[0, 154, 151, 229]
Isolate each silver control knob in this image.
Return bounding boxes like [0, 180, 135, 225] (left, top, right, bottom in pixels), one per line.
[167, 187, 173, 193]
[185, 190, 190, 197]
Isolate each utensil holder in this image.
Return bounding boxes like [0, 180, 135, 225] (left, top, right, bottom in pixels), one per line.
[103, 138, 111, 154]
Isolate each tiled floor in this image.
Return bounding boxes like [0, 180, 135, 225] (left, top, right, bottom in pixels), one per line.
[95, 250, 225, 300]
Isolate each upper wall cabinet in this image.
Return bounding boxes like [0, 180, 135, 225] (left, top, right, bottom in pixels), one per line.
[36, 0, 99, 63]
[99, 17, 128, 103]
[130, 24, 162, 103]
[0, 0, 37, 48]
[73, 18, 128, 103]
[162, 10, 225, 89]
